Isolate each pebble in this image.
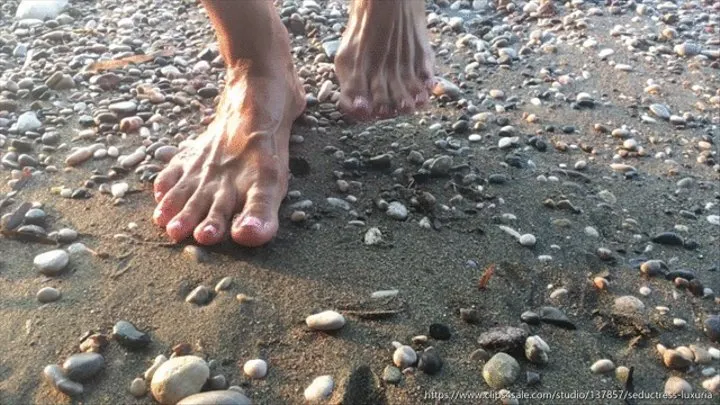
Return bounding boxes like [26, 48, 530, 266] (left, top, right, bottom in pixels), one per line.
[185, 285, 212, 305]
[112, 320, 151, 349]
[482, 353, 520, 389]
[15, 0, 68, 20]
[704, 315, 720, 343]
[613, 295, 645, 314]
[429, 323, 451, 340]
[151, 356, 210, 405]
[110, 182, 129, 198]
[144, 355, 168, 381]
[16, 111, 42, 133]
[665, 376, 692, 396]
[36, 287, 61, 303]
[62, 353, 104, 382]
[57, 228, 78, 243]
[520, 311, 540, 325]
[386, 201, 408, 220]
[393, 344, 417, 368]
[382, 365, 402, 384]
[183, 245, 209, 263]
[129, 377, 147, 397]
[34, 249, 69, 276]
[663, 349, 692, 370]
[519, 233, 536, 247]
[590, 359, 615, 374]
[306, 310, 345, 331]
[177, 391, 252, 405]
[304, 375, 334, 402]
[539, 306, 576, 329]
[525, 336, 550, 364]
[43, 364, 83, 397]
[364, 227, 383, 245]
[214, 276, 233, 292]
[418, 348, 443, 375]
[432, 77, 461, 100]
[154, 145, 178, 163]
[243, 359, 267, 379]
[651, 232, 684, 246]
[477, 326, 527, 352]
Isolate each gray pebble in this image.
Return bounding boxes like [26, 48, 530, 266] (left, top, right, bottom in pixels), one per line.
[62, 353, 105, 382]
[386, 201, 408, 220]
[186, 285, 212, 305]
[382, 365, 402, 384]
[37, 287, 61, 303]
[43, 364, 83, 397]
[177, 390, 252, 405]
[34, 249, 69, 276]
[483, 353, 520, 389]
[129, 377, 147, 397]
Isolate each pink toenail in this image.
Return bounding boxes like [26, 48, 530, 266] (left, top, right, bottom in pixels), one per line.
[153, 208, 163, 220]
[167, 219, 181, 232]
[154, 192, 163, 201]
[203, 224, 218, 238]
[239, 216, 263, 229]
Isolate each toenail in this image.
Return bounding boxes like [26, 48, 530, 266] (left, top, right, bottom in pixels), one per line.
[153, 208, 163, 220]
[167, 219, 182, 232]
[239, 216, 263, 229]
[154, 191, 163, 201]
[203, 224, 218, 237]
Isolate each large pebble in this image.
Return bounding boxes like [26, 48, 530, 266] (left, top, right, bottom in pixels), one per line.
[304, 375, 334, 402]
[482, 353, 520, 389]
[704, 315, 720, 343]
[386, 201, 408, 220]
[613, 296, 645, 314]
[477, 326, 527, 352]
[177, 390, 252, 405]
[34, 250, 69, 276]
[702, 375, 720, 394]
[151, 355, 210, 405]
[243, 359, 267, 379]
[525, 336, 550, 364]
[306, 310, 345, 331]
[393, 345, 417, 368]
[186, 285, 212, 305]
[664, 376, 692, 396]
[16, 111, 42, 132]
[129, 377, 147, 397]
[43, 364, 83, 397]
[62, 353, 105, 382]
[15, 0, 68, 20]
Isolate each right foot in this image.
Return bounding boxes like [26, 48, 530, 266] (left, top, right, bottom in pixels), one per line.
[334, 0, 434, 120]
[152, 64, 305, 247]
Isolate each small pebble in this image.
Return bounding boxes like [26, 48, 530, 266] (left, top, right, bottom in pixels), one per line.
[304, 375, 334, 402]
[482, 353, 520, 389]
[665, 376, 692, 396]
[129, 377, 147, 397]
[393, 345, 417, 369]
[243, 359, 267, 379]
[214, 277, 233, 292]
[151, 355, 210, 405]
[591, 359, 615, 374]
[186, 285, 212, 305]
[34, 249, 69, 276]
[306, 310, 345, 331]
[36, 287, 61, 303]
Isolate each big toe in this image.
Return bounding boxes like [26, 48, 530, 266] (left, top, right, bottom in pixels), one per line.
[230, 189, 280, 247]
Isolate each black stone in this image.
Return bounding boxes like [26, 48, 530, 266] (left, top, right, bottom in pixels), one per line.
[665, 269, 696, 281]
[62, 353, 105, 382]
[688, 279, 705, 297]
[452, 120, 469, 133]
[429, 323, 451, 340]
[71, 189, 91, 199]
[526, 371, 541, 386]
[368, 154, 392, 170]
[488, 174, 508, 184]
[417, 349, 443, 375]
[651, 232, 684, 246]
[112, 321, 151, 350]
[539, 306, 576, 330]
[520, 311, 541, 325]
[561, 125, 575, 134]
[683, 240, 699, 250]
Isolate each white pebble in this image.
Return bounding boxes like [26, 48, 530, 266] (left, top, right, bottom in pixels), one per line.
[370, 289, 398, 299]
[673, 318, 687, 327]
[304, 375, 334, 402]
[129, 377, 146, 397]
[243, 359, 267, 379]
[393, 345, 417, 369]
[639, 286, 651, 296]
[33, 250, 69, 276]
[306, 310, 345, 331]
[519, 234, 536, 247]
[591, 359, 615, 374]
[111, 182, 129, 198]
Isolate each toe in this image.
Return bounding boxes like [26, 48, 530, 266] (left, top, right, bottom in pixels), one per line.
[194, 189, 236, 245]
[153, 164, 183, 202]
[230, 186, 280, 247]
[338, 95, 372, 120]
[165, 190, 213, 242]
[153, 180, 195, 227]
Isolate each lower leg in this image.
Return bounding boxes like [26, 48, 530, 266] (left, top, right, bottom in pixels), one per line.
[335, 0, 434, 119]
[152, 0, 305, 247]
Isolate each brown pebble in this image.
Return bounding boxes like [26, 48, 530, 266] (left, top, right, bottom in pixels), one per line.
[172, 342, 192, 356]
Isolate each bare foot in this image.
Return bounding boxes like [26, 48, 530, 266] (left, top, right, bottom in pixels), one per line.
[334, 0, 434, 120]
[152, 65, 305, 247]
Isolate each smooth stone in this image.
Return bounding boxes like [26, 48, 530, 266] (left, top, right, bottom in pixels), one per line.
[151, 356, 210, 405]
[386, 201, 408, 220]
[304, 375, 334, 402]
[36, 286, 61, 303]
[364, 227, 383, 245]
[112, 320, 151, 349]
[393, 345, 417, 368]
[590, 359, 615, 374]
[243, 359, 267, 379]
[215, 276, 233, 292]
[382, 366, 402, 384]
[109, 101, 137, 114]
[34, 249, 69, 276]
[186, 286, 212, 305]
[57, 228, 78, 243]
[665, 376, 692, 396]
[525, 336, 550, 364]
[519, 234, 536, 247]
[539, 306, 576, 329]
[663, 349, 692, 370]
[482, 353, 520, 389]
[177, 391, 252, 405]
[640, 260, 667, 276]
[130, 377, 147, 397]
[520, 311, 540, 325]
[306, 310, 345, 331]
[62, 353, 105, 382]
[702, 375, 720, 394]
[111, 182, 129, 198]
[154, 145, 178, 163]
[43, 364, 83, 397]
[432, 77, 461, 100]
[144, 355, 168, 381]
[477, 326, 527, 353]
[651, 232, 683, 246]
[183, 245, 209, 263]
[704, 315, 720, 343]
[16, 111, 42, 132]
[417, 348, 443, 375]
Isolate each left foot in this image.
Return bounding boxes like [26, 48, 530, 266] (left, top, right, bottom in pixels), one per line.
[334, 0, 434, 120]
